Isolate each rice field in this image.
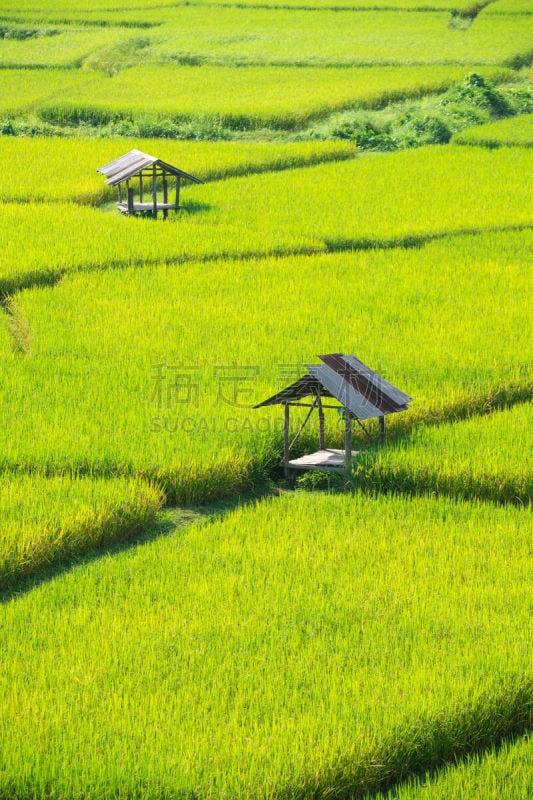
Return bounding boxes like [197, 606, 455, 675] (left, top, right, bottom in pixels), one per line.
[0, 474, 162, 591]
[0, 228, 530, 503]
[0, 145, 531, 295]
[371, 734, 533, 799]
[0, 137, 356, 203]
[0, 491, 531, 799]
[0, 0, 532, 795]
[36, 64, 512, 130]
[353, 402, 533, 504]
[454, 112, 533, 146]
[0, 67, 96, 115]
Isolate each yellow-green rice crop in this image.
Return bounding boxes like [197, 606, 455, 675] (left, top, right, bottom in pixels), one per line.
[0, 137, 356, 204]
[132, 8, 532, 66]
[23, 8, 532, 68]
[0, 491, 531, 798]
[371, 734, 533, 800]
[0, 145, 531, 294]
[454, 112, 533, 146]
[37, 65, 512, 130]
[0, 474, 163, 590]
[353, 402, 533, 504]
[1, 229, 530, 503]
[0, 67, 97, 115]
[483, 0, 533, 13]
[0, 25, 132, 67]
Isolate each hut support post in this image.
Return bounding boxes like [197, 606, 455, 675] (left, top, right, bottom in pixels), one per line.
[152, 164, 157, 218]
[283, 403, 290, 478]
[127, 182, 134, 215]
[317, 394, 325, 449]
[379, 416, 386, 443]
[118, 182, 122, 204]
[139, 173, 143, 203]
[163, 172, 168, 220]
[344, 411, 352, 473]
[175, 176, 181, 210]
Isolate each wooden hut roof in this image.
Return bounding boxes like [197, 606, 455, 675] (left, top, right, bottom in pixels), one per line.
[96, 149, 203, 186]
[255, 353, 412, 420]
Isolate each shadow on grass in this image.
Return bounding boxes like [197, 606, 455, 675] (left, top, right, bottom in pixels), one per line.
[0, 483, 275, 606]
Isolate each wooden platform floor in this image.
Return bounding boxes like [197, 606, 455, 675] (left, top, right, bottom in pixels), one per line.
[117, 202, 179, 213]
[283, 448, 359, 471]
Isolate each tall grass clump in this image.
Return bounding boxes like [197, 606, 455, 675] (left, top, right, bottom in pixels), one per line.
[0, 492, 531, 798]
[0, 474, 163, 591]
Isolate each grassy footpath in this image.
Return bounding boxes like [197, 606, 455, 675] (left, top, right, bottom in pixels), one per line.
[0, 491, 531, 799]
[0, 474, 163, 591]
[454, 112, 533, 146]
[370, 734, 533, 799]
[352, 402, 533, 505]
[0, 229, 530, 503]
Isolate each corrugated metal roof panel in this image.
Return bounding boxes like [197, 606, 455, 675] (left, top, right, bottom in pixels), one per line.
[97, 150, 204, 186]
[343, 354, 413, 405]
[307, 363, 383, 420]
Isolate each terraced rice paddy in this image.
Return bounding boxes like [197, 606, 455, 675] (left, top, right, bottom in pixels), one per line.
[0, 474, 162, 590]
[0, 0, 531, 796]
[454, 111, 533, 145]
[0, 228, 530, 502]
[0, 492, 531, 799]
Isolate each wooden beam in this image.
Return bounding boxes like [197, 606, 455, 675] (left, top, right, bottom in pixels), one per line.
[283, 403, 290, 478]
[117, 182, 122, 203]
[139, 173, 143, 203]
[175, 175, 180, 210]
[344, 411, 352, 473]
[162, 174, 168, 220]
[379, 416, 386, 443]
[152, 164, 157, 217]
[317, 393, 325, 449]
[127, 186, 134, 215]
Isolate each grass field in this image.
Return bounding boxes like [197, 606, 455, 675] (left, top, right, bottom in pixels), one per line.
[0, 474, 162, 591]
[36, 65, 512, 130]
[0, 491, 531, 799]
[0, 137, 356, 203]
[353, 402, 533, 504]
[371, 735, 533, 799]
[0, 145, 531, 294]
[1, 228, 530, 503]
[454, 111, 533, 145]
[0, 0, 532, 796]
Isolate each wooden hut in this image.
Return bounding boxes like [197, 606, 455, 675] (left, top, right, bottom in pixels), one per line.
[254, 353, 412, 475]
[97, 149, 203, 218]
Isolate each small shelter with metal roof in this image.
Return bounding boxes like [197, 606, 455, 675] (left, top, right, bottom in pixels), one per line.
[254, 353, 412, 475]
[97, 149, 203, 218]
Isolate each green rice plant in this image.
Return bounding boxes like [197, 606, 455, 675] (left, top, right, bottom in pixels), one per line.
[454, 111, 533, 145]
[0, 68, 97, 115]
[483, 0, 533, 13]
[0, 228, 531, 503]
[36, 65, 513, 131]
[0, 491, 531, 798]
[0, 137, 356, 204]
[24, 7, 530, 68]
[352, 402, 533, 504]
[0, 145, 531, 295]
[0, 25, 132, 67]
[143, 8, 533, 67]
[370, 734, 533, 799]
[0, 473, 163, 591]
